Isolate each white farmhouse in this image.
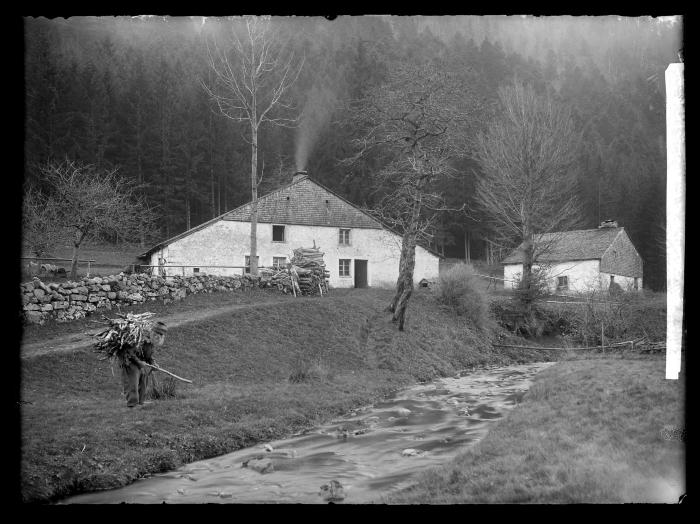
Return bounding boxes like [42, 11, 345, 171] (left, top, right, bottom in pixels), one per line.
[138, 172, 441, 288]
[501, 221, 643, 293]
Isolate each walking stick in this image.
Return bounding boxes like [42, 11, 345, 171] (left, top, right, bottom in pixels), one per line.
[143, 363, 193, 384]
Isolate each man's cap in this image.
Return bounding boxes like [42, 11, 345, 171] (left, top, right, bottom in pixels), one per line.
[151, 321, 168, 335]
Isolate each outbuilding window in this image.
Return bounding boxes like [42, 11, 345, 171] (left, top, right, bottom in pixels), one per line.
[272, 225, 285, 242]
[339, 259, 351, 277]
[339, 228, 351, 245]
[273, 257, 287, 269]
[556, 276, 569, 291]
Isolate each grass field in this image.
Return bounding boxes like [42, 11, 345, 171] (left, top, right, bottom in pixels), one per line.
[21, 242, 145, 281]
[20, 274, 683, 504]
[386, 356, 685, 504]
[20, 287, 556, 504]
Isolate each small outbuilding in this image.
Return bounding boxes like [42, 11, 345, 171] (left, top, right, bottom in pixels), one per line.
[501, 220, 643, 293]
[138, 172, 441, 289]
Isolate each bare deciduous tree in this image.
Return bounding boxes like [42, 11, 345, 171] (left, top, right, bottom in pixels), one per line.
[474, 80, 583, 314]
[202, 16, 304, 276]
[345, 62, 480, 330]
[39, 160, 157, 279]
[22, 187, 62, 258]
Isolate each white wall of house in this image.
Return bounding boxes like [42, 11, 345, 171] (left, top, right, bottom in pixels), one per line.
[599, 272, 642, 292]
[148, 220, 440, 289]
[503, 260, 604, 294]
[502, 263, 521, 290]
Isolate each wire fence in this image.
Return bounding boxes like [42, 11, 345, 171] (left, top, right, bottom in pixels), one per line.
[21, 256, 97, 277]
[22, 258, 290, 280]
[133, 264, 281, 277]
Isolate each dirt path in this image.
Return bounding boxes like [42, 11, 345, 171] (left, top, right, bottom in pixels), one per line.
[20, 299, 296, 360]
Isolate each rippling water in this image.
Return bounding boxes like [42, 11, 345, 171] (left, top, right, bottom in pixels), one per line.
[62, 361, 554, 504]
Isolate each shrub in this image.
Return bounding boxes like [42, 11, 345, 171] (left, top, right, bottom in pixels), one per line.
[288, 357, 333, 383]
[436, 263, 492, 331]
[491, 294, 554, 337]
[538, 289, 666, 345]
[148, 375, 179, 399]
[616, 290, 666, 341]
[513, 265, 550, 305]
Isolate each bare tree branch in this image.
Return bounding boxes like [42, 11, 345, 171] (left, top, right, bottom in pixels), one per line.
[473, 80, 584, 313]
[344, 62, 482, 330]
[201, 16, 304, 275]
[32, 160, 157, 279]
[22, 186, 64, 257]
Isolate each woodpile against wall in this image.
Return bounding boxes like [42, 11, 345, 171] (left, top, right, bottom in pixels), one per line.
[259, 246, 330, 296]
[290, 247, 331, 295]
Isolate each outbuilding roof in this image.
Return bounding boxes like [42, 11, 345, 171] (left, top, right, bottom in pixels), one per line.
[501, 227, 624, 264]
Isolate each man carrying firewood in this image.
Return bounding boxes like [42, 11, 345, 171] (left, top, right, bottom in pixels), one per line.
[121, 321, 168, 408]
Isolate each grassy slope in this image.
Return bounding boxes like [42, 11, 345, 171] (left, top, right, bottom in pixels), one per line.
[387, 355, 685, 504]
[20, 288, 553, 503]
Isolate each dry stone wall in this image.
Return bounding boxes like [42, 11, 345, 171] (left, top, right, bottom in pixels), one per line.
[20, 273, 263, 325]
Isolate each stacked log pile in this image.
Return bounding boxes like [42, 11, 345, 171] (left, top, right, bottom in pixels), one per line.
[260, 267, 299, 295]
[257, 247, 330, 296]
[290, 247, 330, 296]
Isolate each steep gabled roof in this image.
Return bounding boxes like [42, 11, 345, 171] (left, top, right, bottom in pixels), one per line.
[501, 227, 624, 264]
[139, 176, 442, 259]
[222, 176, 383, 229]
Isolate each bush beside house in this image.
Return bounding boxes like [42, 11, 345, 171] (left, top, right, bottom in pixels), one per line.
[436, 263, 493, 332]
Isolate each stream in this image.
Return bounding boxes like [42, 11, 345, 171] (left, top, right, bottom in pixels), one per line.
[61, 361, 554, 504]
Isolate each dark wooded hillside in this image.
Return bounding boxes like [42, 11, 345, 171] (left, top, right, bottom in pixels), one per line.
[23, 15, 681, 289]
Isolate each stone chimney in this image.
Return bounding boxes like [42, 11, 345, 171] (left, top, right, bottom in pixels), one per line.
[292, 170, 308, 183]
[598, 219, 618, 229]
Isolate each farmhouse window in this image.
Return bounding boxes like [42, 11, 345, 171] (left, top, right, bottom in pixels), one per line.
[273, 257, 287, 269]
[272, 225, 285, 242]
[339, 228, 351, 245]
[339, 259, 351, 277]
[244, 255, 259, 274]
[556, 276, 569, 290]
[193, 267, 200, 273]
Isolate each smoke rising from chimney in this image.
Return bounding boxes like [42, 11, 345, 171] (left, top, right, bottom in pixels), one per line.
[295, 83, 339, 172]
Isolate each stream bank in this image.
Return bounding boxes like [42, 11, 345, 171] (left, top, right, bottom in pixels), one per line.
[61, 362, 554, 504]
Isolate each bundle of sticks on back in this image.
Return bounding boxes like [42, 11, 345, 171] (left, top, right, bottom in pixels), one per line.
[93, 313, 193, 384]
[93, 312, 157, 364]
